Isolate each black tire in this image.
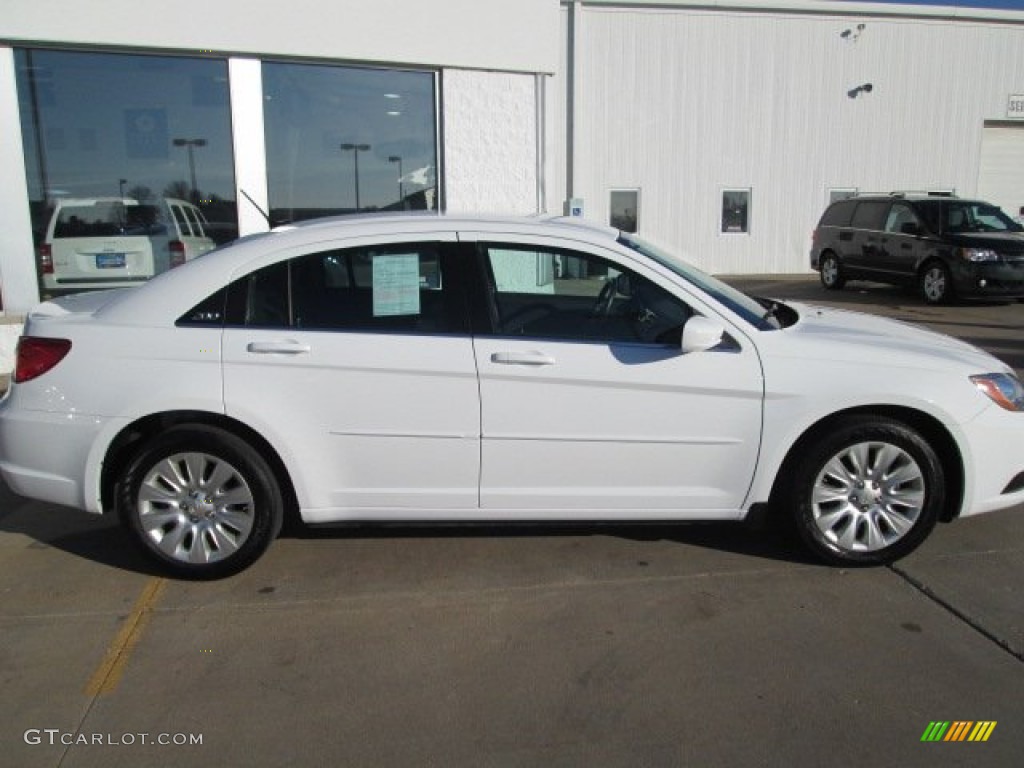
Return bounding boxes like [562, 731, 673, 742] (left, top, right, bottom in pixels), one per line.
[117, 425, 284, 579]
[783, 416, 944, 566]
[819, 251, 845, 290]
[919, 261, 954, 305]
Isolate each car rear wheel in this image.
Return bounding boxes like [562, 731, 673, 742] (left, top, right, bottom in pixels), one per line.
[784, 416, 944, 565]
[920, 261, 953, 305]
[118, 425, 283, 579]
[819, 252, 845, 290]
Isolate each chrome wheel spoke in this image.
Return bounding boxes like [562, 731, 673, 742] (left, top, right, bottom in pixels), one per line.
[812, 440, 925, 554]
[137, 451, 255, 566]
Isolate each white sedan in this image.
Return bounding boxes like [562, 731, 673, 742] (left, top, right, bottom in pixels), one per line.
[1, 214, 1022, 578]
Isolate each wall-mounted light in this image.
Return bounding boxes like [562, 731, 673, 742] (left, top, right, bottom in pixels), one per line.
[847, 83, 874, 99]
[840, 23, 866, 42]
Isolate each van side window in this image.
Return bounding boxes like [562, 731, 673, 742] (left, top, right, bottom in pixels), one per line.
[884, 203, 921, 235]
[851, 201, 889, 231]
[819, 200, 856, 227]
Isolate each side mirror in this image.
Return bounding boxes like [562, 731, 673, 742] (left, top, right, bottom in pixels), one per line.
[681, 316, 726, 353]
[900, 222, 921, 236]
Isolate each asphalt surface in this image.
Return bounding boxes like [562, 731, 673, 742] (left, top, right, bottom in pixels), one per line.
[1, 275, 1022, 767]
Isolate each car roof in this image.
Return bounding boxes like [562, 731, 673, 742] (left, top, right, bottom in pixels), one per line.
[95, 212, 622, 324]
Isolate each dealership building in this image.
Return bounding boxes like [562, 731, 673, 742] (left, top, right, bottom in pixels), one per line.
[2, 0, 1023, 337]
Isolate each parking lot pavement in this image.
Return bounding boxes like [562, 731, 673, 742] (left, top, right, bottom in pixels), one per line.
[1, 276, 1022, 767]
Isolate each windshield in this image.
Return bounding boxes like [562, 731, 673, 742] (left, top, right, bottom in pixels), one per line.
[928, 201, 1024, 235]
[618, 233, 779, 330]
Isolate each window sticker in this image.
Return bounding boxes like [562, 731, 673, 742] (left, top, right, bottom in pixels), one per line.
[372, 253, 421, 316]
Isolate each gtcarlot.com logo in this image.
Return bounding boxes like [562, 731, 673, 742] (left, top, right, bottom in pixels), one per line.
[921, 721, 997, 743]
[24, 729, 202, 746]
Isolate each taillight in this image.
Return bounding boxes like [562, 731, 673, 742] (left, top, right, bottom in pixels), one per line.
[38, 243, 53, 274]
[169, 240, 186, 269]
[14, 337, 72, 383]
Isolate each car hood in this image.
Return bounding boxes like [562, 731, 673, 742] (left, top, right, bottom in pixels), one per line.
[944, 231, 1024, 257]
[776, 301, 1010, 374]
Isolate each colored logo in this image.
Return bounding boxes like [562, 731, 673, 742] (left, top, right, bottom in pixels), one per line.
[921, 721, 997, 742]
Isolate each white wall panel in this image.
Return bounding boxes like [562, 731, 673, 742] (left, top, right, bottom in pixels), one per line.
[1, 0, 559, 75]
[443, 70, 540, 214]
[557, 6, 1024, 274]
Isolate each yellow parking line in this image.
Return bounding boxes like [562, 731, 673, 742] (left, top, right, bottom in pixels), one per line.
[84, 577, 167, 697]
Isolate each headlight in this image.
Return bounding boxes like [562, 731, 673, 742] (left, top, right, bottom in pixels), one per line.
[957, 247, 1000, 263]
[971, 373, 1024, 412]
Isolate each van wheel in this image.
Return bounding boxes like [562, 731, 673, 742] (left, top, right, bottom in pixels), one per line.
[118, 425, 283, 579]
[920, 262, 953, 305]
[784, 416, 944, 566]
[819, 252, 845, 290]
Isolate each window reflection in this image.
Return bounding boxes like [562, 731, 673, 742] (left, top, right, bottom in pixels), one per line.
[263, 62, 438, 224]
[15, 49, 238, 294]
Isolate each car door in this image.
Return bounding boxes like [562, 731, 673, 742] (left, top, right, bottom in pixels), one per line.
[221, 236, 480, 519]
[465, 236, 764, 517]
[848, 200, 890, 272]
[880, 202, 926, 280]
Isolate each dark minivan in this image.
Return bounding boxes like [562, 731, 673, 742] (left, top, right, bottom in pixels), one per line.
[810, 193, 1024, 304]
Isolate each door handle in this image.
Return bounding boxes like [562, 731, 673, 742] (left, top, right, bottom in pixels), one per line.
[490, 351, 555, 366]
[246, 340, 311, 355]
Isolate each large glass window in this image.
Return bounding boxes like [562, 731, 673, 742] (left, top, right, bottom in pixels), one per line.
[263, 62, 438, 224]
[15, 49, 237, 295]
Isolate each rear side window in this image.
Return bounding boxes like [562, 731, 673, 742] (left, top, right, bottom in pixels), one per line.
[818, 200, 855, 227]
[209, 242, 463, 334]
[850, 201, 889, 231]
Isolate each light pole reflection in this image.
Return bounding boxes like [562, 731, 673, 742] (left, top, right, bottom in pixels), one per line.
[388, 155, 404, 208]
[172, 138, 207, 203]
[340, 143, 371, 210]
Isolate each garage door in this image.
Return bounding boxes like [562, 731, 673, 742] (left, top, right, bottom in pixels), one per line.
[977, 123, 1024, 220]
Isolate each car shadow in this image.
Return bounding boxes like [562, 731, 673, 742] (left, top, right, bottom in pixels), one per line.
[0, 477, 169, 577]
[1, 475, 817, 575]
[293, 518, 819, 567]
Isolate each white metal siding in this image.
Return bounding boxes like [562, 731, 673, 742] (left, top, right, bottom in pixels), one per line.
[554, 6, 1024, 274]
[978, 124, 1024, 219]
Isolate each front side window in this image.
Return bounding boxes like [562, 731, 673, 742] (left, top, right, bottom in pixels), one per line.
[481, 245, 691, 345]
[15, 49, 238, 295]
[220, 243, 460, 334]
[939, 201, 1023, 234]
[263, 62, 438, 225]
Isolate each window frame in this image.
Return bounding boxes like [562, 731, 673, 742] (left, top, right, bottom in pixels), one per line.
[720, 188, 752, 236]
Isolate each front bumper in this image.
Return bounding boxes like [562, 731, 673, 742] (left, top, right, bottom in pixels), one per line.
[952, 259, 1024, 299]
[959, 401, 1024, 517]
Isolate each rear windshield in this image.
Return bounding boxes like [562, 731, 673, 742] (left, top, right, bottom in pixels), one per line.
[53, 201, 168, 238]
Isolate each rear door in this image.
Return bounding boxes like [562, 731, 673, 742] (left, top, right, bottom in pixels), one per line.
[464, 235, 764, 517]
[878, 202, 926, 279]
[847, 200, 890, 271]
[221, 234, 481, 519]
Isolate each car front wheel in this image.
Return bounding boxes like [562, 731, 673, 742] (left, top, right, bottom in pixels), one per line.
[784, 417, 944, 565]
[819, 252, 845, 290]
[118, 425, 284, 578]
